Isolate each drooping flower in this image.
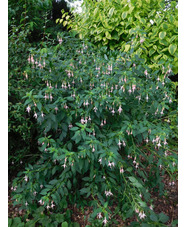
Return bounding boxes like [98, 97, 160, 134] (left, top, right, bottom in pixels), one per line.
[111, 108, 115, 115]
[55, 106, 58, 113]
[97, 212, 102, 219]
[139, 211, 146, 219]
[120, 167, 124, 173]
[103, 217, 108, 225]
[157, 142, 161, 148]
[26, 105, 31, 113]
[105, 190, 113, 197]
[24, 175, 28, 182]
[33, 112, 37, 119]
[94, 106, 98, 112]
[118, 105, 122, 115]
[118, 140, 122, 148]
[132, 84, 136, 92]
[58, 38, 63, 44]
[41, 112, 45, 118]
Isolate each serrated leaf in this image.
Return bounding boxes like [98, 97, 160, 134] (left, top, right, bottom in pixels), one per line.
[159, 31, 166, 39]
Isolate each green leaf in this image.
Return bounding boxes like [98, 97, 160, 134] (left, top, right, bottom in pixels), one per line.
[159, 31, 166, 39]
[108, 7, 114, 17]
[73, 223, 80, 227]
[105, 31, 111, 39]
[55, 213, 65, 223]
[8, 218, 12, 227]
[158, 212, 169, 223]
[25, 220, 35, 227]
[62, 221, 68, 227]
[104, 54, 108, 60]
[149, 48, 156, 56]
[63, 21, 67, 27]
[12, 217, 21, 225]
[122, 12, 127, 20]
[125, 44, 130, 52]
[70, 127, 79, 131]
[128, 176, 137, 183]
[150, 213, 158, 222]
[159, 39, 168, 46]
[168, 44, 177, 55]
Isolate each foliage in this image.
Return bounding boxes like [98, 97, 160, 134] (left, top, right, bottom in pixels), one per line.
[8, 22, 40, 174]
[8, 211, 80, 227]
[8, 0, 69, 43]
[69, 0, 178, 74]
[11, 33, 177, 225]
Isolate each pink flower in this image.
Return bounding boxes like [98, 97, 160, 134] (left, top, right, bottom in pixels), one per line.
[103, 217, 108, 225]
[28, 55, 31, 63]
[118, 105, 122, 115]
[132, 84, 136, 92]
[81, 117, 85, 124]
[58, 38, 63, 44]
[97, 212, 102, 219]
[24, 175, 28, 182]
[111, 109, 115, 115]
[94, 107, 98, 112]
[144, 70, 148, 76]
[118, 140, 122, 148]
[26, 105, 31, 113]
[34, 112, 37, 119]
[157, 142, 161, 148]
[163, 139, 168, 146]
[140, 38, 145, 44]
[122, 140, 126, 146]
[41, 112, 45, 118]
[139, 211, 146, 219]
[128, 88, 132, 94]
[51, 203, 55, 209]
[105, 190, 113, 197]
[120, 167, 124, 173]
[62, 163, 67, 169]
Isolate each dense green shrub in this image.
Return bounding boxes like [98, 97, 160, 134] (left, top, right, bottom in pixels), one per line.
[69, 0, 178, 74]
[11, 33, 177, 226]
